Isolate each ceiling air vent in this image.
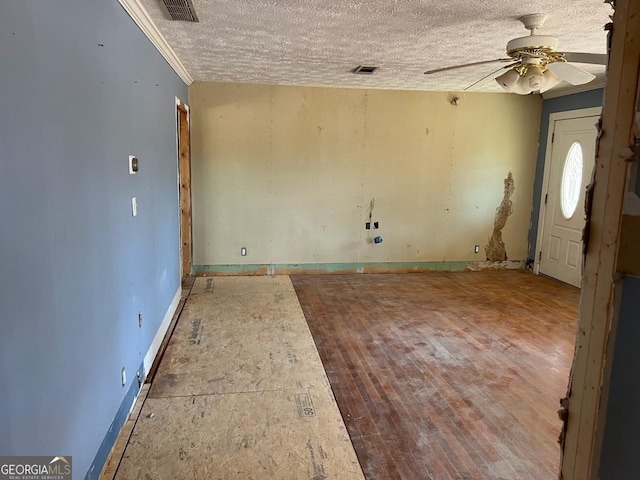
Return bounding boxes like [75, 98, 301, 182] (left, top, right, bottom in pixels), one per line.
[159, 0, 199, 22]
[353, 65, 379, 75]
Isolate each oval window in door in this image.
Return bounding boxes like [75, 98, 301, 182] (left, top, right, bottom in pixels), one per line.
[561, 142, 583, 219]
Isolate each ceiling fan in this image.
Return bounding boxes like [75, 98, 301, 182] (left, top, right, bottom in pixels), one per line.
[424, 14, 607, 94]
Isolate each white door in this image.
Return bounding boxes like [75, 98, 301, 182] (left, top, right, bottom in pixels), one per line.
[538, 113, 599, 287]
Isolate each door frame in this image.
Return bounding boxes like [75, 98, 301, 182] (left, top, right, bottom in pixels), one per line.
[176, 97, 192, 277]
[534, 106, 602, 277]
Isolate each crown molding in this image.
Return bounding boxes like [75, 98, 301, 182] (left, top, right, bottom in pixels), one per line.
[542, 78, 606, 99]
[118, 0, 193, 85]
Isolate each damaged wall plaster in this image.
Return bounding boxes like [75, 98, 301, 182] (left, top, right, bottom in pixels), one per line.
[485, 172, 515, 261]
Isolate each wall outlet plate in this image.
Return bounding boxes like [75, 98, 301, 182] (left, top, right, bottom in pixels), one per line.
[121, 367, 126, 387]
[474, 245, 480, 254]
[132, 197, 137, 217]
[241, 247, 247, 256]
[138, 311, 143, 328]
[129, 155, 139, 174]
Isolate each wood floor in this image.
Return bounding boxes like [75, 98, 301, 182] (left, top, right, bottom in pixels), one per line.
[291, 271, 580, 480]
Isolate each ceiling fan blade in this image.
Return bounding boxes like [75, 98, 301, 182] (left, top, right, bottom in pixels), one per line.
[562, 52, 608, 65]
[547, 62, 597, 85]
[424, 58, 512, 75]
[465, 63, 520, 91]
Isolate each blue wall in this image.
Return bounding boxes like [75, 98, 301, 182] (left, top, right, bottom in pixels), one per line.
[527, 89, 604, 261]
[0, 1, 187, 478]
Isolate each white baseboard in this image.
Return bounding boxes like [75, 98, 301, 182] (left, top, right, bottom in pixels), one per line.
[143, 286, 182, 378]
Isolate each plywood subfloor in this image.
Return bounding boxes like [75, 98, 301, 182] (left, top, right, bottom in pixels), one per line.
[116, 276, 364, 480]
[291, 271, 580, 480]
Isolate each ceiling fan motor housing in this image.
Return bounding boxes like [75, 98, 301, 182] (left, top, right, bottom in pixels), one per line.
[506, 35, 559, 58]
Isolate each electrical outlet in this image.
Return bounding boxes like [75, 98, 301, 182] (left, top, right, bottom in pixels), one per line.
[131, 197, 137, 217]
[121, 367, 126, 387]
[374, 221, 379, 229]
[128, 155, 139, 174]
[474, 245, 480, 254]
[365, 222, 371, 230]
[136, 370, 142, 388]
[138, 311, 143, 328]
[241, 247, 247, 256]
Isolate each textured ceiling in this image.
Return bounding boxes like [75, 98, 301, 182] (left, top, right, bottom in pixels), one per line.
[140, 0, 611, 92]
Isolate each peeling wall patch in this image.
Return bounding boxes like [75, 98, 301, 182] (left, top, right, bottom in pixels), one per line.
[485, 172, 515, 262]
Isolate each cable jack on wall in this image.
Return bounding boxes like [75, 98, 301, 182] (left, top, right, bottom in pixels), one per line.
[365, 198, 383, 244]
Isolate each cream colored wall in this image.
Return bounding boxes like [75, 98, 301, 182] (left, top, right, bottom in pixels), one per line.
[189, 82, 542, 267]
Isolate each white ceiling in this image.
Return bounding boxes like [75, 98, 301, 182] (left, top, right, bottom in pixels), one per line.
[139, 0, 611, 93]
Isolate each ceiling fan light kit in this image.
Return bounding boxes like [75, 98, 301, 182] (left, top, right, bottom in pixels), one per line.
[496, 69, 520, 89]
[523, 64, 545, 90]
[498, 62, 563, 95]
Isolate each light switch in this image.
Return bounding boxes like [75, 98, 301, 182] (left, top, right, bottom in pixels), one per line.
[132, 197, 137, 217]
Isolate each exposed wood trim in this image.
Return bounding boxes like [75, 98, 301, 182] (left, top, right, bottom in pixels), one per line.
[118, 0, 193, 85]
[177, 99, 193, 276]
[561, 0, 640, 478]
[176, 96, 190, 113]
[542, 79, 607, 100]
[534, 107, 602, 275]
